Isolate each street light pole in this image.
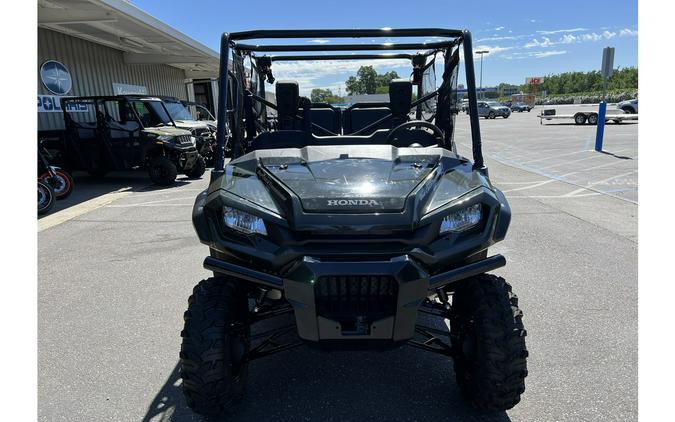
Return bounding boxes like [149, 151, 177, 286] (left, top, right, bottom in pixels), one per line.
[476, 50, 489, 99]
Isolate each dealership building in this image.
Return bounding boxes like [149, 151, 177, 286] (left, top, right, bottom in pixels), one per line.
[37, 0, 220, 135]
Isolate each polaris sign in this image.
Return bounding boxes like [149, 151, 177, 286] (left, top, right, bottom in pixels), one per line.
[38, 95, 88, 113]
[40, 60, 72, 95]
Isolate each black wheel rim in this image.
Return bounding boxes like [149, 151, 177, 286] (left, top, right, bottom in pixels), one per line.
[52, 174, 68, 195]
[38, 184, 51, 208]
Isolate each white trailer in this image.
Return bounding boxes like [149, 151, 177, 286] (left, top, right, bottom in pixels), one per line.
[539, 109, 638, 125]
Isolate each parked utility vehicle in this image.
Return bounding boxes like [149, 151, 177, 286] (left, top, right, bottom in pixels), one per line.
[160, 97, 217, 165]
[59, 95, 205, 185]
[182, 28, 528, 416]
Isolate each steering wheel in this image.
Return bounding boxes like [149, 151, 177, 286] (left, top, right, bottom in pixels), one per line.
[386, 120, 445, 147]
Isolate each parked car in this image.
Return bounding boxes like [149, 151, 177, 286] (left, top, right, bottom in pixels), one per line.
[477, 100, 511, 119]
[59, 95, 205, 185]
[461, 98, 469, 113]
[617, 99, 638, 114]
[511, 102, 532, 112]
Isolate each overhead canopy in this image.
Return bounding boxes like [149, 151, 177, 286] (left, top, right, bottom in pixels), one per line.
[38, 0, 219, 79]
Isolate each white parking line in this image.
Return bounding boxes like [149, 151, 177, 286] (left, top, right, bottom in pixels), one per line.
[128, 188, 204, 198]
[537, 149, 628, 171]
[502, 180, 555, 193]
[38, 188, 133, 232]
[516, 149, 593, 165]
[496, 180, 550, 185]
[107, 196, 198, 207]
[107, 202, 194, 208]
[508, 192, 602, 199]
[562, 170, 638, 197]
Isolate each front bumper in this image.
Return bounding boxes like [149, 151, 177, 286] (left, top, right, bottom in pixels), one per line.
[204, 253, 505, 342]
[176, 150, 199, 171]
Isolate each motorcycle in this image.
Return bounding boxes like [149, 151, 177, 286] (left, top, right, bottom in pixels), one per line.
[38, 139, 74, 199]
[38, 180, 56, 215]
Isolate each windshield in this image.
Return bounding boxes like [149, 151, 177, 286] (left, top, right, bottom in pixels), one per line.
[133, 100, 173, 126]
[163, 100, 194, 121]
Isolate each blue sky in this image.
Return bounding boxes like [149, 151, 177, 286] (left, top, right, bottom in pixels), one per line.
[132, 0, 637, 94]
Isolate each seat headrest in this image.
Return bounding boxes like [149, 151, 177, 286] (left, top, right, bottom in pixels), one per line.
[275, 80, 299, 117]
[389, 79, 412, 116]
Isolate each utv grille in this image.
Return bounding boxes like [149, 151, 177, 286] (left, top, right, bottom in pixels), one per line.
[176, 135, 193, 145]
[315, 275, 398, 323]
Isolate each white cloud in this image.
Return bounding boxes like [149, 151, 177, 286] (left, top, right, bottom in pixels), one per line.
[526, 30, 621, 48]
[476, 35, 519, 42]
[309, 39, 330, 44]
[580, 33, 600, 42]
[537, 28, 587, 35]
[503, 50, 567, 60]
[532, 50, 567, 58]
[473, 44, 513, 57]
[560, 34, 577, 44]
[494, 26, 505, 31]
[620, 28, 638, 37]
[525, 37, 554, 48]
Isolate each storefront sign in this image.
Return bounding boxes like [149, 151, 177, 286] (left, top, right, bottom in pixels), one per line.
[40, 60, 72, 95]
[38, 95, 88, 113]
[112, 83, 148, 95]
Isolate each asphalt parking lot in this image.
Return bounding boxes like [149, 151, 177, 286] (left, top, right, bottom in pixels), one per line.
[38, 106, 637, 421]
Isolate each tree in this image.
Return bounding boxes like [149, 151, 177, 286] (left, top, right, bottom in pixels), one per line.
[345, 76, 362, 96]
[376, 71, 400, 89]
[517, 67, 638, 96]
[356, 66, 378, 94]
[345, 66, 400, 95]
[310, 88, 343, 104]
[310, 88, 334, 103]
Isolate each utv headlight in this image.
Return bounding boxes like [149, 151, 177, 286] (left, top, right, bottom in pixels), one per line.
[157, 135, 173, 142]
[440, 204, 482, 234]
[223, 206, 267, 235]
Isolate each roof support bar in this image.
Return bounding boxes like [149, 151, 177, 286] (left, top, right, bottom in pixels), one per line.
[461, 30, 484, 171]
[214, 32, 230, 173]
[235, 41, 452, 53]
[228, 28, 464, 40]
[268, 53, 417, 61]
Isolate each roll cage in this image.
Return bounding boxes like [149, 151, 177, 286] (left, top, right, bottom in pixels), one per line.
[213, 28, 485, 175]
[61, 95, 179, 130]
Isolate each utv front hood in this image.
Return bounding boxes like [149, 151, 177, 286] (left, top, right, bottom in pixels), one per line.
[216, 145, 491, 230]
[173, 120, 211, 130]
[143, 126, 192, 137]
[259, 152, 438, 213]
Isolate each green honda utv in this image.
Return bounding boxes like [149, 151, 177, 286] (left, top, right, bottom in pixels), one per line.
[182, 28, 527, 416]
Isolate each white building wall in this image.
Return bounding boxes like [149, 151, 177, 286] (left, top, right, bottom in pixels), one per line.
[38, 28, 189, 131]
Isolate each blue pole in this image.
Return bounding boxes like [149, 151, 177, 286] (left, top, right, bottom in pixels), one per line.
[594, 100, 607, 152]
